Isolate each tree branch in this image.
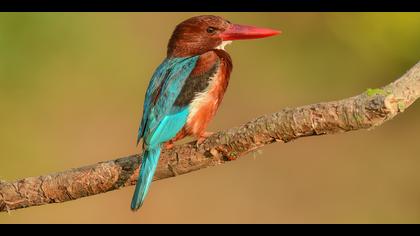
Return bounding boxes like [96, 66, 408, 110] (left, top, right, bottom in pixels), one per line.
[1, 61, 419, 213]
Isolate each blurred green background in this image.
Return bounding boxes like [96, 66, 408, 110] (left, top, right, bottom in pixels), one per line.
[0, 13, 420, 223]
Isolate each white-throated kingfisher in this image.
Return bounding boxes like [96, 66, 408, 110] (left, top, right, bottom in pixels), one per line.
[132, 15, 280, 211]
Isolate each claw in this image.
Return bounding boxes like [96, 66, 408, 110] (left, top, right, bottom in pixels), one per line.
[164, 141, 175, 150]
[196, 132, 214, 146]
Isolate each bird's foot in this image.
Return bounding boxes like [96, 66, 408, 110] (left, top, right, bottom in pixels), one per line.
[163, 141, 175, 150]
[196, 132, 214, 146]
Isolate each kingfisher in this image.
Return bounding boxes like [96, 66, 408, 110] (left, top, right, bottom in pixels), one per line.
[132, 15, 280, 211]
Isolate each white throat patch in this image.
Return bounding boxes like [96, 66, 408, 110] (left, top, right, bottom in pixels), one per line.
[215, 41, 232, 50]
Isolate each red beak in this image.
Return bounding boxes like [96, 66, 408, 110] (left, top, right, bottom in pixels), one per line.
[219, 24, 281, 41]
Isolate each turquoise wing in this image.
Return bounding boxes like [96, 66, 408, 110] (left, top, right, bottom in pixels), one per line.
[137, 56, 200, 146]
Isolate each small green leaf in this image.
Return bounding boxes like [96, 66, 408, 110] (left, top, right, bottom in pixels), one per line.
[366, 88, 387, 96]
[397, 101, 406, 112]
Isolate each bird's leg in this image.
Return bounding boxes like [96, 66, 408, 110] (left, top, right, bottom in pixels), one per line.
[196, 131, 214, 145]
[163, 140, 174, 150]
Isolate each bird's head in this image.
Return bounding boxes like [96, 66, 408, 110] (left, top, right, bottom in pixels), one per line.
[167, 15, 281, 57]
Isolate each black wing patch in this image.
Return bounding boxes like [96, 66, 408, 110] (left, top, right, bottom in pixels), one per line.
[173, 59, 220, 107]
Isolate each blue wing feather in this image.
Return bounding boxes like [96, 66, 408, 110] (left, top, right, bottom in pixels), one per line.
[147, 107, 190, 145]
[137, 56, 199, 146]
[137, 60, 170, 144]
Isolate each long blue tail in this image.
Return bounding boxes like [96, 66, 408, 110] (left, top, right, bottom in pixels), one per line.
[131, 146, 161, 211]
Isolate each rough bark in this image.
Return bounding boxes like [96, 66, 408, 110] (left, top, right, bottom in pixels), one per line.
[1, 61, 419, 213]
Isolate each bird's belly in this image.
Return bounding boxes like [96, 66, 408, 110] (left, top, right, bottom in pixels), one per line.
[185, 71, 226, 136]
[186, 94, 218, 135]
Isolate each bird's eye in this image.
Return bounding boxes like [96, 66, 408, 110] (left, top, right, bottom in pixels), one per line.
[206, 27, 216, 34]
